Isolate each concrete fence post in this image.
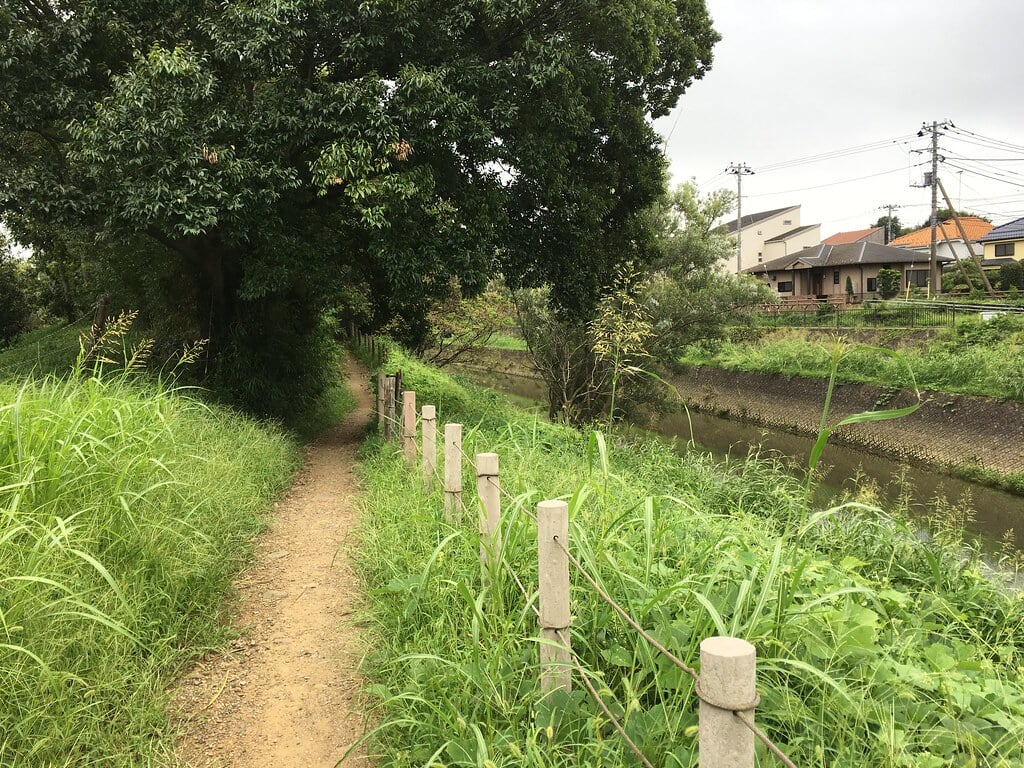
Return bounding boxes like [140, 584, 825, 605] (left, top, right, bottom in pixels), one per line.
[384, 376, 397, 440]
[537, 499, 571, 694]
[443, 423, 463, 523]
[376, 372, 386, 432]
[421, 405, 437, 486]
[401, 390, 417, 466]
[475, 453, 501, 577]
[698, 636, 757, 768]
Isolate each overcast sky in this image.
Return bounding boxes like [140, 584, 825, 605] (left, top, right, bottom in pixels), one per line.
[653, 0, 1024, 237]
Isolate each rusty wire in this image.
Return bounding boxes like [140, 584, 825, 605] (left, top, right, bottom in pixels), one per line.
[418, 426, 797, 767]
[554, 628, 656, 768]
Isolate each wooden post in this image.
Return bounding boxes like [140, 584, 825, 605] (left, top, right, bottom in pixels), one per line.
[376, 372, 386, 432]
[443, 423, 463, 523]
[537, 499, 571, 693]
[698, 636, 757, 768]
[402, 390, 417, 465]
[421, 405, 437, 486]
[384, 376, 397, 440]
[476, 453, 501, 575]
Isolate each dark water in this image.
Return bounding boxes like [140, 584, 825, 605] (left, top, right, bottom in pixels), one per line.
[457, 366, 1024, 553]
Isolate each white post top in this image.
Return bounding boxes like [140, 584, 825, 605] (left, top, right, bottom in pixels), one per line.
[700, 636, 755, 659]
[422, 405, 436, 419]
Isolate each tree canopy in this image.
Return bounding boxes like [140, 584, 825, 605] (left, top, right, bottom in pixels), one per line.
[0, 0, 718, 416]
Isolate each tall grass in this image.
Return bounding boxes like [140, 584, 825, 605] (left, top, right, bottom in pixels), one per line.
[355, 348, 1024, 767]
[0, 322, 86, 380]
[0, 374, 300, 766]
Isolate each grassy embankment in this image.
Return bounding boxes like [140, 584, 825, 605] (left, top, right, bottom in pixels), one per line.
[680, 315, 1024, 402]
[356, 347, 1024, 767]
[0, 328, 355, 765]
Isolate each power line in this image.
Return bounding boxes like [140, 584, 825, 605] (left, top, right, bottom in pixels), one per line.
[755, 133, 919, 173]
[948, 125, 1024, 154]
[745, 163, 925, 197]
[944, 162, 1024, 190]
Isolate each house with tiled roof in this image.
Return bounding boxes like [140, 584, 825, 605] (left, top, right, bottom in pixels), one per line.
[977, 216, 1024, 267]
[887, 216, 992, 263]
[745, 242, 949, 300]
[821, 227, 884, 246]
[718, 205, 820, 274]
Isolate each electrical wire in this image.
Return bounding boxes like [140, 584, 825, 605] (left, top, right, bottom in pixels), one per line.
[746, 163, 927, 198]
[755, 134, 919, 173]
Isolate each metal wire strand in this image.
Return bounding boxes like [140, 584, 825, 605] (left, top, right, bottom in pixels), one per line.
[503, 562, 541, 619]
[554, 629, 656, 768]
[734, 710, 798, 768]
[551, 536, 699, 682]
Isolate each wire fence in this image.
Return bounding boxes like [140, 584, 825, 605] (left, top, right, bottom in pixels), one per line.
[367, 360, 798, 768]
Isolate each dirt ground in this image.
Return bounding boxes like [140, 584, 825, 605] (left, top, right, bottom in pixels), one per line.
[169, 360, 375, 768]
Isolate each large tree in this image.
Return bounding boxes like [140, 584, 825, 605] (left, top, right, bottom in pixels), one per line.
[0, 0, 717, 415]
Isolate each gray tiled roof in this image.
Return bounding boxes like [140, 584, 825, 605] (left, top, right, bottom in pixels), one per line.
[720, 205, 799, 234]
[745, 242, 952, 274]
[764, 224, 818, 243]
[978, 216, 1024, 243]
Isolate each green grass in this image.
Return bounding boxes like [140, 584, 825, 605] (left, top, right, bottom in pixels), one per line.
[682, 316, 1024, 401]
[0, 322, 87, 380]
[486, 333, 528, 351]
[0, 373, 303, 766]
[355, 347, 1024, 767]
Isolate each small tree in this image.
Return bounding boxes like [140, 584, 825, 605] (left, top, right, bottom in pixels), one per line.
[998, 260, 1024, 291]
[877, 268, 901, 299]
[845, 275, 855, 300]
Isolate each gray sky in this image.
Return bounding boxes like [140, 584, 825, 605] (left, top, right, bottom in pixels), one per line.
[654, 0, 1024, 236]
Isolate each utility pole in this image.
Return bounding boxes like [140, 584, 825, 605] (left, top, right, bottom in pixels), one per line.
[726, 163, 754, 274]
[918, 120, 952, 295]
[877, 203, 901, 244]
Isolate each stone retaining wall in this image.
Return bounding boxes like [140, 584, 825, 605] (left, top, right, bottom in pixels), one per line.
[670, 366, 1024, 477]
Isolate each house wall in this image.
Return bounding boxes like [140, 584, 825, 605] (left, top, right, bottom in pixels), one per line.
[982, 239, 1021, 262]
[732, 208, 800, 273]
[753, 262, 945, 300]
[762, 225, 822, 261]
[899, 240, 981, 262]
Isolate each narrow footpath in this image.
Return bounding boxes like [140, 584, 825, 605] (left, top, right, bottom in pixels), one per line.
[171, 360, 374, 768]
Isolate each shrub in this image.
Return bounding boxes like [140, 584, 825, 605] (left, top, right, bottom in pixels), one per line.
[998, 260, 1024, 290]
[877, 268, 900, 299]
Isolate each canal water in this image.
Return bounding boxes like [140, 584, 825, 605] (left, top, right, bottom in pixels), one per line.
[457, 366, 1024, 554]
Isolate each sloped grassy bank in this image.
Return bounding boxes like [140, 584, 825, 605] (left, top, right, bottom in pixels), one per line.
[0, 375, 301, 766]
[357, 349, 1024, 767]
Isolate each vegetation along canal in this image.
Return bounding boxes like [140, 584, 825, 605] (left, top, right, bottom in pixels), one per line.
[457, 365, 1024, 554]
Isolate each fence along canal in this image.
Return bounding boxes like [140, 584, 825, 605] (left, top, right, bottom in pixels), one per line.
[370, 364, 798, 768]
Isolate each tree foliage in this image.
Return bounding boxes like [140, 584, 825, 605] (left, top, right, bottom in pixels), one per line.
[877, 268, 901, 299]
[516, 181, 771, 425]
[0, 0, 718, 417]
[0, 249, 32, 346]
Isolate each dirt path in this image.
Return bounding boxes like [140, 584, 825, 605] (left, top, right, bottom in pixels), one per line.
[170, 360, 374, 768]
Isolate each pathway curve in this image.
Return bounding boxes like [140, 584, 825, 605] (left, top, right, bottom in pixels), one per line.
[171, 359, 374, 768]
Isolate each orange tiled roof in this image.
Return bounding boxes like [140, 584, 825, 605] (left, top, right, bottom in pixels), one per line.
[821, 227, 881, 245]
[888, 216, 993, 248]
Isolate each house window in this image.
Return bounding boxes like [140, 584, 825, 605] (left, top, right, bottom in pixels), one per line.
[783, 219, 792, 225]
[995, 243, 1016, 257]
[833, 270, 840, 285]
[770, 273, 776, 281]
[866, 277, 877, 292]
[906, 269, 929, 288]
[777, 281, 793, 292]
[757, 229, 762, 235]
